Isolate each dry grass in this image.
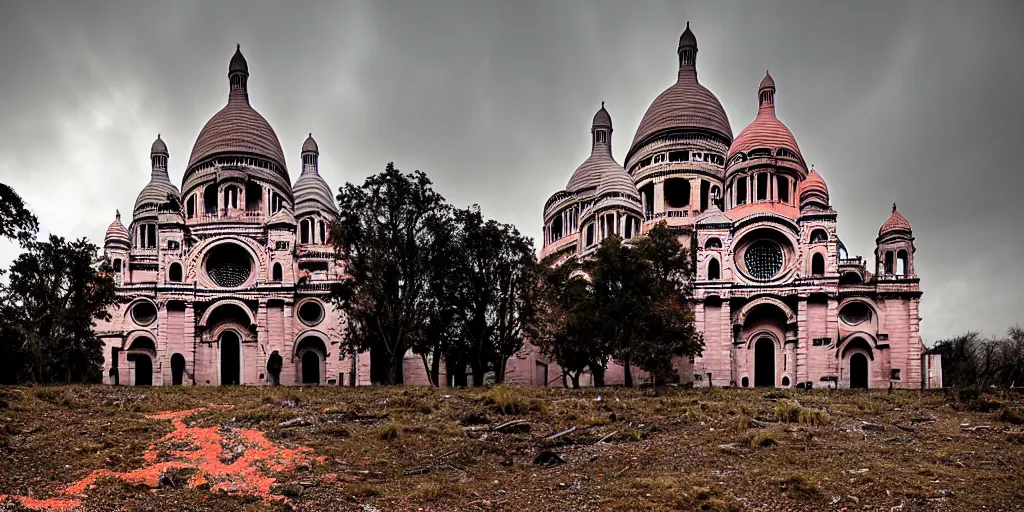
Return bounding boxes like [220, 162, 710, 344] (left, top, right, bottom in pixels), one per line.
[0, 385, 1022, 511]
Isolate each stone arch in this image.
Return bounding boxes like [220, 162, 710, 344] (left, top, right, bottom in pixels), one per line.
[219, 329, 243, 386]
[293, 334, 329, 386]
[199, 299, 256, 328]
[168, 261, 183, 282]
[170, 353, 186, 385]
[734, 296, 797, 327]
[811, 252, 826, 276]
[292, 330, 331, 360]
[707, 257, 721, 280]
[184, 235, 267, 285]
[838, 336, 874, 389]
[750, 332, 780, 388]
[123, 330, 158, 351]
[837, 333, 877, 360]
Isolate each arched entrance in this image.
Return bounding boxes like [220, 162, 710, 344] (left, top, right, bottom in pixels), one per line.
[132, 354, 153, 386]
[301, 351, 321, 385]
[294, 335, 327, 386]
[850, 353, 869, 389]
[267, 352, 283, 386]
[220, 331, 241, 385]
[171, 353, 186, 385]
[754, 338, 776, 387]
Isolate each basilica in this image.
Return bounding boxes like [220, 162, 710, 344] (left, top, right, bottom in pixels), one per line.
[529, 24, 942, 389]
[100, 46, 357, 386]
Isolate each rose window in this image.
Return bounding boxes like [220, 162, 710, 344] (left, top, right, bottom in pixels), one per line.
[744, 240, 784, 280]
[205, 244, 252, 288]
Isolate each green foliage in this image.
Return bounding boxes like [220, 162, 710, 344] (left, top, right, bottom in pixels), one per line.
[0, 235, 120, 384]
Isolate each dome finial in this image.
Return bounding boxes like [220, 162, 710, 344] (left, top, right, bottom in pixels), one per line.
[115, 209, 120, 221]
[893, 202, 897, 213]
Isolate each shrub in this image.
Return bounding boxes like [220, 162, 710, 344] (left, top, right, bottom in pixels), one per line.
[777, 473, 821, 501]
[998, 408, 1024, 425]
[747, 431, 778, 448]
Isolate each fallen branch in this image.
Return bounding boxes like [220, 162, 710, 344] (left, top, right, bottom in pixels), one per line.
[596, 431, 619, 444]
[962, 425, 993, 432]
[546, 426, 577, 440]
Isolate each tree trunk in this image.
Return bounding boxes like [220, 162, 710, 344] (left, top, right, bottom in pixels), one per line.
[623, 360, 634, 388]
[494, 356, 508, 384]
[430, 350, 441, 387]
[472, 369, 486, 387]
[562, 372, 569, 388]
[570, 372, 581, 389]
[590, 363, 606, 387]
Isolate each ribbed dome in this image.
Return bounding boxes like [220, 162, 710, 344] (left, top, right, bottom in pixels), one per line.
[186, 47, 288, 173]
[104, 211, 130, 247]
[798, 169, 829, 207]
[596, 166, 640, 199]
[151, 135, 168, 156]
[628, 27, 732, 159]
[294, 172, 337, 219]
[567, 104, 622, 193]
[879, 205, 912, 236]
[134, 173, 181, 214]
[729, 72, 803, 163]
[301, 133, 319, 155]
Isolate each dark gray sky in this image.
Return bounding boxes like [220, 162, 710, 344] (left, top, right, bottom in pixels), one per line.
[1, 0, 1021, 343]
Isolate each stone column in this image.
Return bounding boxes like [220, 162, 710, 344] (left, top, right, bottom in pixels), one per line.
[796, 299, 808, 386]
[654, 179, 665, 214]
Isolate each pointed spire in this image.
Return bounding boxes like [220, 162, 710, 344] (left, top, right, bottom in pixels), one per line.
[893, 202, 897, 213]
[228, 44, 249, 101]
[115, 209, 121, 222]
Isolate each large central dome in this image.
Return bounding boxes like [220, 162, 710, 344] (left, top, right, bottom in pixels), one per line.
[186, 46, 287, 174]
[627, 24, 732, 161]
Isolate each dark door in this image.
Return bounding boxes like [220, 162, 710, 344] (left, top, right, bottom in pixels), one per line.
[220, 332, 240, 385]
[133, 354, 153, 386]
[754, 338, 775, 387]
[850, 353, 869, 389]
[171, 353, 186, 385]
[301, 351, 320, 385]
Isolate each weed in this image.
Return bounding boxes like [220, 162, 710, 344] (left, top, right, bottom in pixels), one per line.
[376, 422, 403, 441]
[998, 408, 1024, 425]
[480, 386, 543, 415]
[747, 431, 778, 448]
[773, 399, 830, 426]
[777, 473, 821, 501]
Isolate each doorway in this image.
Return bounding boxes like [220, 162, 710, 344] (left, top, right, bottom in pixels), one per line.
[171, 353, 186, 385]
[301, 351, 320, 385]
[267, 352, 283, 386]
[754, 338, 776, 387]
[132, 354, 153, 386]
[849, 353, 869, 389]
[220, 331, 241, 385]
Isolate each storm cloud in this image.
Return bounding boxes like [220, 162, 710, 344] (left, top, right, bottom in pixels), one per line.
[1, 0, 1021, 343]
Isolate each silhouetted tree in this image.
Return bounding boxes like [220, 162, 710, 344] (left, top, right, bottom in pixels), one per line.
[0, 235, 119, 383]
[0, 182, 39, 243]
[931, 327, 1024, 388]
[330, 163, 447, 384]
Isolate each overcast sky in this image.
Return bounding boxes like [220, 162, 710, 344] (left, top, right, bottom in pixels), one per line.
[1, 0, 1021, 343]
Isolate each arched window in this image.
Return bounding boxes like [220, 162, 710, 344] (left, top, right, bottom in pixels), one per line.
[551, 216, 563, 241]
[705, 237, 722, 249]
[300, 219, 311, 244]
[272, 262, 283, 282]
[665, 178, 690, 208]
[585, 224, 595, 246]
[168, 262, 183, 282]
[884, 251, 895, 274]
[319, 221, 327, 244]
[756, 173, 769, 201]
[896, 250, 908, 276]
[204, 184, 218, 215]
[113, 258, 122, 273]
[708, 258, 721, 280]
[224, 185, 239, 209]
[186, 196, 196, 218]
[811, 253, 825, 276]
[736, 178, 747, 206]
[777, 176, 790, 203]
[810, 229, 828, 244]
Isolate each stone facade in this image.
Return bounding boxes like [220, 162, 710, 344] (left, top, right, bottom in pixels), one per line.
[99, 46, 367, 387]
[532, 24, 940, 389]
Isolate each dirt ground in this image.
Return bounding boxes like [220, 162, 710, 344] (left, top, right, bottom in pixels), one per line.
[0, 385, 1022, 511]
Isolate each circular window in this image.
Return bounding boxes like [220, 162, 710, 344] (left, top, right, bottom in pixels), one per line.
[205, 244, 253, 288]
[744, 240, 784, 280]
[298, 301, 325, 326]
[131, 301, 157, 326]
[839, 302, 872, 325]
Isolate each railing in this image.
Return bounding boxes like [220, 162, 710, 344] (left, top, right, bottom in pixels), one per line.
[645, 210, 692, 221]
[189, 208, 266, 224]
